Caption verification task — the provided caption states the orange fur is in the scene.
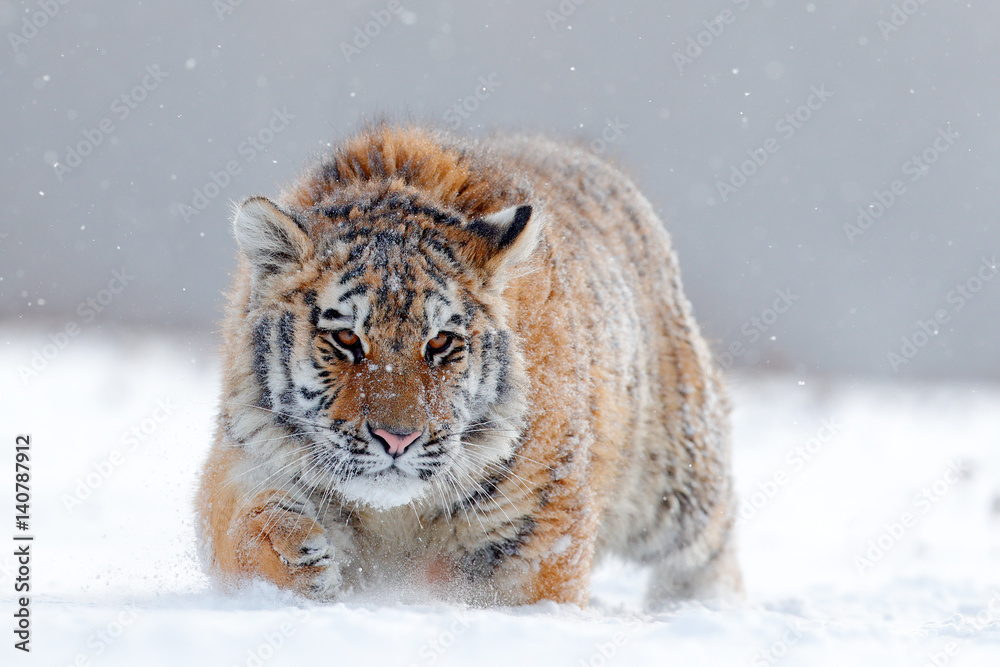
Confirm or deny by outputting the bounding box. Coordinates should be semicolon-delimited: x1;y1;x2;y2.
197;124;740;606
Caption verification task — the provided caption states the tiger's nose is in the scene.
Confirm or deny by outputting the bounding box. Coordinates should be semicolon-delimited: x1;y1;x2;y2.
371;428;422;457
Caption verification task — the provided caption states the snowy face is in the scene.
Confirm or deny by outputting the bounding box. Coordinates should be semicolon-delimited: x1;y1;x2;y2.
261;232;519;509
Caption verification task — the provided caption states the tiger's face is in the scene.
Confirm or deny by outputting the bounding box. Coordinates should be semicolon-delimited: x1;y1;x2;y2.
234;196;538;509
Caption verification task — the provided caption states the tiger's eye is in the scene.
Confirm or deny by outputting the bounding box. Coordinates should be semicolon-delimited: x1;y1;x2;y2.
335;330;360;347
427;332;451;352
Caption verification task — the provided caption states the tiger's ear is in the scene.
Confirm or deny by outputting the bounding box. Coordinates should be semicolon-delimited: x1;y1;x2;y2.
464;205;542;288
233;197;313;281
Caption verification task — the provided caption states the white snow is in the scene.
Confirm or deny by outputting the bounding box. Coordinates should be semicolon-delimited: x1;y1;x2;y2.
2;331;999;665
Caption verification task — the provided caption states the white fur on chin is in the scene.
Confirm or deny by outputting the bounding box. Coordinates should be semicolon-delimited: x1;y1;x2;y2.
335;471;428;509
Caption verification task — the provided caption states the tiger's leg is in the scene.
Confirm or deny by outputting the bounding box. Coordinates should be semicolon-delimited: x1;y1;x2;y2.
197;443;348;599
644;536;743;606
526;534;596;606
459;492;601;607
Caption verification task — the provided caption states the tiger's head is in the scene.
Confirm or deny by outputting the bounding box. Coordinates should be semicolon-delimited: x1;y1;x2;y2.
228;192;542;509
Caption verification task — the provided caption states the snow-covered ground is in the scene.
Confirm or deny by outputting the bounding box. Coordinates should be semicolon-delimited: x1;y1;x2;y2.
2;330;999;666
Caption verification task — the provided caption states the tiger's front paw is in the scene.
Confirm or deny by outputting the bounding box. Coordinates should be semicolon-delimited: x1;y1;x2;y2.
242;496;345;600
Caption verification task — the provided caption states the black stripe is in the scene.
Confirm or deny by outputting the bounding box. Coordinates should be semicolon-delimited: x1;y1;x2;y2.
416;252;453;289
339;264;367;284
320;204;353;220
372;230;406;246
423;236;463;271
300;385;323;400
338;284;368;302
287;210;311;237
347;243;367;263
461;517;536;577
316;338;349;363
480;330;494;357
367;193;464;228
400;288;415;320
494;331;511;400
454;470;503;511
414;204;464;227
252;316;273;410
439;346;466;366
422;288;451;308
276;311;297;410
464;298;481;320
320;159;341;184
439;354;466;367
335;227;375;244
277;311;296;379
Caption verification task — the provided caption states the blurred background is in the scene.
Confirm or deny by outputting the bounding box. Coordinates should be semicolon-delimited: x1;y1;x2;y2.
2;0;999;380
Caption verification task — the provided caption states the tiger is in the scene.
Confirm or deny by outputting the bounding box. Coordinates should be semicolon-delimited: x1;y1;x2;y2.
196;123;741;606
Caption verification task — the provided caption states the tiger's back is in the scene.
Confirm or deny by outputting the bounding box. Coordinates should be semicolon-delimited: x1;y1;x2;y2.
197;124;739;605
